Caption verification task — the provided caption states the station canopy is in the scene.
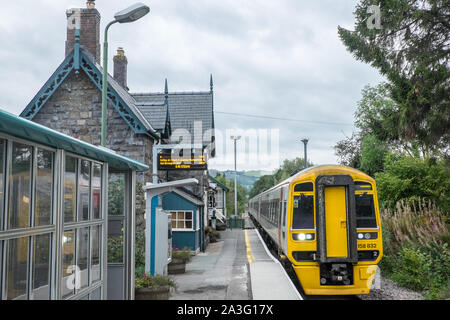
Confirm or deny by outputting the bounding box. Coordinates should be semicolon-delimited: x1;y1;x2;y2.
0;108;149;172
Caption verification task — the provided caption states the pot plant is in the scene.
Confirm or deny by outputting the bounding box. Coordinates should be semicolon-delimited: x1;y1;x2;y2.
135;273;176;300
168;247;191;274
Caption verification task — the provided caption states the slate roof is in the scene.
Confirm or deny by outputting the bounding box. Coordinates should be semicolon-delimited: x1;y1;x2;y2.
132;91;215;147
134;102;169;132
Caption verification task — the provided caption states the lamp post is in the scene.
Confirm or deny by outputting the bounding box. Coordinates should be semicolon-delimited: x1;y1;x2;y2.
301;138;309;169
101;3;150;146
230;136;241;217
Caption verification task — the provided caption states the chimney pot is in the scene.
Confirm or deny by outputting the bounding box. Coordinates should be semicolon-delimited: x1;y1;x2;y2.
86;1;95;9
114;47;128;90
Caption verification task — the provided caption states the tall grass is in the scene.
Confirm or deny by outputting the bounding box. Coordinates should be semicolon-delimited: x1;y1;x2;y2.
380;199;450;299
382;199;449;249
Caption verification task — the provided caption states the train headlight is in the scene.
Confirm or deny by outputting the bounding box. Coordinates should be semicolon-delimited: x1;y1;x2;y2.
357;232;378;240
292;233;315;241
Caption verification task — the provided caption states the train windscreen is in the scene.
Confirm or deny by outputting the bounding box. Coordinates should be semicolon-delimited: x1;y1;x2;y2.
355;194;377;228
292;195;314;229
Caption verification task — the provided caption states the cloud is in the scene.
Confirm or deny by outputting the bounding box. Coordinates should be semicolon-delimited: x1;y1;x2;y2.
0;0;383;171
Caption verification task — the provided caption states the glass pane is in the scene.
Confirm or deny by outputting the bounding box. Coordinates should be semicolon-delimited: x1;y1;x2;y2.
6;237;29;300
177;212;184;220
294;182;314;192
108;220;124;263
9;142;32;229
185;211;192;220
177;220;184;229
89;287;102;300
92;164;102;220
35;149;53;226
185;220;192;229
77;227;89;290
91;225;101;282
355;194;378;228
92;163;102;188
292;195;314;229
108;173;125;216
32;233;51;300
79;160;90;221
62;230;75;298
0;140;4;228
64;156;77;223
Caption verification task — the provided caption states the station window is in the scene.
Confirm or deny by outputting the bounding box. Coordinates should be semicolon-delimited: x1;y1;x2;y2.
61;230;75;298
35;149;53;226
79;160;90;221
64;156;77;223
8;142;32;229
32;233;52;300
355;194;377;228
62;155;105;299
171;211;194;230
292;195;314;229
5;237;29;299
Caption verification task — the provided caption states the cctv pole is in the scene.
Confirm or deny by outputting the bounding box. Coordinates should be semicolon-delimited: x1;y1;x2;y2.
301;139;309;169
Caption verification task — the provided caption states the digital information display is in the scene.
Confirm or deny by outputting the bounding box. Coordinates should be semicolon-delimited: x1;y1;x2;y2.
157;149;207;170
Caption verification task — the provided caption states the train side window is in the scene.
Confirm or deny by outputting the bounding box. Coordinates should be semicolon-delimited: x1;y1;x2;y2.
292;195;314;229
355;194;377;228
294;182;313;192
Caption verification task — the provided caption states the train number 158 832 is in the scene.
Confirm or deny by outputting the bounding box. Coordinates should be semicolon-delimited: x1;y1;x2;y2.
358;243;377;249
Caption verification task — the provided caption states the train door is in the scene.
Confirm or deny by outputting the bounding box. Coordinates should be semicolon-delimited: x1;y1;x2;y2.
316;175;357;264
324;187;348;258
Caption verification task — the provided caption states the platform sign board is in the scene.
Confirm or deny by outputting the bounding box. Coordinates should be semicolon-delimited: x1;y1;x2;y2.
157;148;207;170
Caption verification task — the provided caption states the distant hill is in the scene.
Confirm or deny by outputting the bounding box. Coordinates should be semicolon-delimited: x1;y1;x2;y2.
209;169;273;191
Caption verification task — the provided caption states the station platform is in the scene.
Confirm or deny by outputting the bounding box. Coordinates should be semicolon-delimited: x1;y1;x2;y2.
244;218;302;300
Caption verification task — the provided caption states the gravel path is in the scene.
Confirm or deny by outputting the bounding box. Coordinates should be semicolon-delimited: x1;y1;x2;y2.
358;269;424;300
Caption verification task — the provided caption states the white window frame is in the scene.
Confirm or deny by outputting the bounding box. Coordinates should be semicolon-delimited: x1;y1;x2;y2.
171;210;195;232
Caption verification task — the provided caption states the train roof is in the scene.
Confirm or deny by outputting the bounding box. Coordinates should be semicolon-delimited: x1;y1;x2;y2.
250;165;374;200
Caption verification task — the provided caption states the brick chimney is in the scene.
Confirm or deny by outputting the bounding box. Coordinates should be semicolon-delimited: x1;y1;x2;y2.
114;47;128;90
65;0;101;64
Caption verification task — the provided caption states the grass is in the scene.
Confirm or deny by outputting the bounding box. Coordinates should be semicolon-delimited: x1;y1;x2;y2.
380;199;450;299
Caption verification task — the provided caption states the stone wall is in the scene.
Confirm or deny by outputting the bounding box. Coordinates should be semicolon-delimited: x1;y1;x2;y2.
32;69;154;231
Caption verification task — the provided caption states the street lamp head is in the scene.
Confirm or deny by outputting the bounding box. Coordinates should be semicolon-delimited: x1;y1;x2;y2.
301;138;309;145
114;3;150;24
230;135;241;141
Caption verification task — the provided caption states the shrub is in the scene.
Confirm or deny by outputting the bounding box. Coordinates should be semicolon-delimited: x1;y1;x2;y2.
205;226;221;243
135;273;176;290
172;247;192;262
380;199;450;299
375;155;450;213
135;231;146;269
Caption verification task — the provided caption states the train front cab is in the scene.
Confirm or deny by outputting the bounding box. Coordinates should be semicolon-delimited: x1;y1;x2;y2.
288;167;383;295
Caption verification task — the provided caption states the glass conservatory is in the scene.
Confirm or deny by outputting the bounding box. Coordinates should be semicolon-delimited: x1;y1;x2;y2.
0;109;148;300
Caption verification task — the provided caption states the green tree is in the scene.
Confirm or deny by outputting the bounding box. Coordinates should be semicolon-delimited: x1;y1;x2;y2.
375;154;450;212
359;134;389;175
215;174;248;216
338;0;450;153
249;157;313;198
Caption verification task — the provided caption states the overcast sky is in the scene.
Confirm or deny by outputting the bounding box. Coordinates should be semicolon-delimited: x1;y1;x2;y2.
0;0;383;172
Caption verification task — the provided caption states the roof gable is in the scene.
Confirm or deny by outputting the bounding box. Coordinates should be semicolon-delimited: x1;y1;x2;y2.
20;47;160;139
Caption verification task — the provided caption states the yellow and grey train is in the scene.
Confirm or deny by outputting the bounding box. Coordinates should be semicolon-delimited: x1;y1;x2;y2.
248;165;383;295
